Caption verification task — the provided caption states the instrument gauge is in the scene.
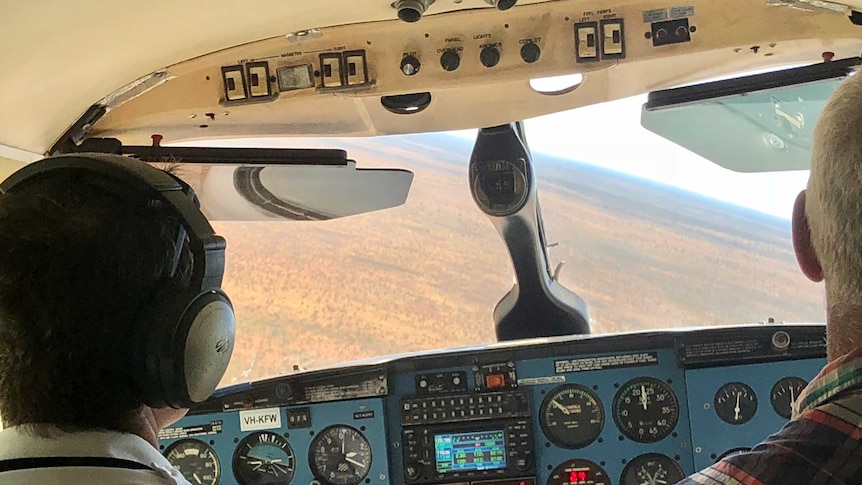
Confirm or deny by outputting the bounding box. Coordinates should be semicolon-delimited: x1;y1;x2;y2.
232;431;295;485
714;382;758;425
613;377;679;443
470;158;529;216
546;459;611;485
540;384;605;449
164;439;220;485
309;425;372;485
620;453;685;485
770;377;807;419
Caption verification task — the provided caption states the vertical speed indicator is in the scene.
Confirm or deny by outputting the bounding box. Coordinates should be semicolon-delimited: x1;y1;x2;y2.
613;377;679;443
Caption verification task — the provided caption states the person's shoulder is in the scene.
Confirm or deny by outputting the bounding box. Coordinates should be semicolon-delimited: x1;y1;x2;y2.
0;468;190;485
678;394;862;484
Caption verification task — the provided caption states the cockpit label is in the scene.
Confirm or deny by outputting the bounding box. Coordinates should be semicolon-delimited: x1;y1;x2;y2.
158;420;223;441
554;352;659;373
239;407;282;432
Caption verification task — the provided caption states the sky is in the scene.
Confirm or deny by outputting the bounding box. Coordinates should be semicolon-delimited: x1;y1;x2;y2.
452;94;810;220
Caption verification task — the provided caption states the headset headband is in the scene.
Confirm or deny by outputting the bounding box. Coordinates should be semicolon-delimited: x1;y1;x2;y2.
0;154;226;290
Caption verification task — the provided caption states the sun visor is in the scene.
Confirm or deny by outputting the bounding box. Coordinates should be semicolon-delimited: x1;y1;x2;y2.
69;140;413;221
640;57;860;173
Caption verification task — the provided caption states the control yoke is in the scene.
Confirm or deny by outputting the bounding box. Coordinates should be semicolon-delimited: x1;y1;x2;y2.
469;123;590;341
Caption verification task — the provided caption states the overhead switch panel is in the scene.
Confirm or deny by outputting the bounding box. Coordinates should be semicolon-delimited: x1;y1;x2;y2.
574;22;599;62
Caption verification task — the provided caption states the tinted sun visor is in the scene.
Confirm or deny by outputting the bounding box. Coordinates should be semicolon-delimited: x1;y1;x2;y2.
71;141;413;221
175;162;413;222
641;57;860;173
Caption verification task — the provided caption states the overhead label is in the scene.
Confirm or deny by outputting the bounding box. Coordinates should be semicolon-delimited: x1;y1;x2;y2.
239;407;282;432
642;8;669;22
670;5;695;18
554;352;659;373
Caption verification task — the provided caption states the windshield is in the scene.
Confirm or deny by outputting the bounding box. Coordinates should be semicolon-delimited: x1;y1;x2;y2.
212;95;826;386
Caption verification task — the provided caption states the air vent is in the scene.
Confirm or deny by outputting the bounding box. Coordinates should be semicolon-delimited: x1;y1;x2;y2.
381;92;432;114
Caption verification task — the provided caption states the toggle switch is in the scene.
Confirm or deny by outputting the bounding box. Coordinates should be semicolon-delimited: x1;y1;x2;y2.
574;22;599;62
600;19;625;59
344;50;369;86
221;65;247;101
319;53;345;88
246;61;273;98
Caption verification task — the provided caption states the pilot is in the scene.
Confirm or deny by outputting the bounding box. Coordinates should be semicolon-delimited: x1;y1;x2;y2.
0;153;235;484
678;72;862;482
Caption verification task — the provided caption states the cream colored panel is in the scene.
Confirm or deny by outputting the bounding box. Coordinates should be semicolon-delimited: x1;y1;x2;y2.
0;0;551;155
92;0;862;143
0;157;28;183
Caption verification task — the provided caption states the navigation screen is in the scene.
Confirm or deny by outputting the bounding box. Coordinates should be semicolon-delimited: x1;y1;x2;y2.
434;430;507;473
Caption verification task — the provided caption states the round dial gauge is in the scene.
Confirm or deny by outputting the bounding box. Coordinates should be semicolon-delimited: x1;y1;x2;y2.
770;377;807;419
164;439;220;485
620;453;685;485
309;425;373;485
470;159;528;216
613;377;680;443
540;384;605;449
714;382;758;425
547;459;611;485
232;431;295;485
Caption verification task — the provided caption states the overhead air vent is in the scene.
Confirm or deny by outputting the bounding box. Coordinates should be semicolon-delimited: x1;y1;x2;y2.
380;92;432;114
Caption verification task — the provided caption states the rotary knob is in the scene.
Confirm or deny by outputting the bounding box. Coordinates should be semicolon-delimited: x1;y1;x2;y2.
480;45;500;68
520;42;540;63
405;463;422;480
440;49;461;71
400;55;421;76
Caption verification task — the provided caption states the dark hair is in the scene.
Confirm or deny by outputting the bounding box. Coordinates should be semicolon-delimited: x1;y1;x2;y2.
0;170;190;431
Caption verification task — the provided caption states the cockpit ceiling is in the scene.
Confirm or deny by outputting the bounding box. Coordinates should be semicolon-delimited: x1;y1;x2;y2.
1;0;861;158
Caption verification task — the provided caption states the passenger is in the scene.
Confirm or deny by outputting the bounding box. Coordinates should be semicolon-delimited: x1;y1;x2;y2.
0;154;235;484
679;72;862;483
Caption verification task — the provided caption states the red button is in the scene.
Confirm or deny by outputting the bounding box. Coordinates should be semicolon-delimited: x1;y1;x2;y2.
486;374;506;388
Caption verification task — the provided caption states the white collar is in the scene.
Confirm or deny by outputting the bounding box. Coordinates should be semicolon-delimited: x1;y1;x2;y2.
0;425;188;484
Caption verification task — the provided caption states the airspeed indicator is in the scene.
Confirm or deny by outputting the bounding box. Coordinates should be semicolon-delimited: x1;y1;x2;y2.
540;384;605;449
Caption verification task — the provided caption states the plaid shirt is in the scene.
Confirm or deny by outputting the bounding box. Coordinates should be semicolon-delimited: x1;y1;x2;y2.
680;348;862;485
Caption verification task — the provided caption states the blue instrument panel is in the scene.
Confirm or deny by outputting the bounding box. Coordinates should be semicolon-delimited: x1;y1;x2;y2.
159;324;826;485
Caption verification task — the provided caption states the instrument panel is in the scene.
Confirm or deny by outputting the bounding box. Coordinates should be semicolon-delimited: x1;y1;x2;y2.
159;324;826;485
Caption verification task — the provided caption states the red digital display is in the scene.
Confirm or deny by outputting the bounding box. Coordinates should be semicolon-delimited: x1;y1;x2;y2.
569;471;588;483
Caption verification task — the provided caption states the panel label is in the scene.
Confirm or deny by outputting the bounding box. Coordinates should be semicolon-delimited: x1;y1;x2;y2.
353;410;375;420
517;376;566;386
670;5;695;18
642;8;669;22
158;420;223;441
239;407;282;431
554;352;659;373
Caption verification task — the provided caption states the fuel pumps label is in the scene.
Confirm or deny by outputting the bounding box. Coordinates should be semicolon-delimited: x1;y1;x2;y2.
239;407;282;431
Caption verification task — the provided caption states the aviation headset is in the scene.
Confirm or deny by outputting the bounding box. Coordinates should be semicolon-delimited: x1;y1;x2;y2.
0;153;236;409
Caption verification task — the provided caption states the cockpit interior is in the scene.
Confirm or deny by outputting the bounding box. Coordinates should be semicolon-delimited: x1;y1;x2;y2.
2;0;859;484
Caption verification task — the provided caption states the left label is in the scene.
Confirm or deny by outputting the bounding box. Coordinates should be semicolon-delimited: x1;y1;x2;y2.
239;407;282;432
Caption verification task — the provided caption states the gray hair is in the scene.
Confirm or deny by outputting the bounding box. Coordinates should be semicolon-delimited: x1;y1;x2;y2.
807;69;862;311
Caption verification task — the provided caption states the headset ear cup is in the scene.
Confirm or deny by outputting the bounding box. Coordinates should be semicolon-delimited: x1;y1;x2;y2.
163;290;235;408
